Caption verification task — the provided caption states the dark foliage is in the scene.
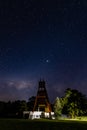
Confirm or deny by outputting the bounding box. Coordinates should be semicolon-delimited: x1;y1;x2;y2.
62;88;87;118
0;100;27;118
0;96;36;118
27;96;36;111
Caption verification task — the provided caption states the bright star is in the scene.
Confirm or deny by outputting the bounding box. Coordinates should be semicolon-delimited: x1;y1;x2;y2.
46;59;49;63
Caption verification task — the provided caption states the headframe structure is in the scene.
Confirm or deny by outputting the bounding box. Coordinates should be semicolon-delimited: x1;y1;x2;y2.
33;80;52;112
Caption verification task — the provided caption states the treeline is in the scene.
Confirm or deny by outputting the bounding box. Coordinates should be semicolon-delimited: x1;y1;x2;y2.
0;88;87;119
0;96;35;118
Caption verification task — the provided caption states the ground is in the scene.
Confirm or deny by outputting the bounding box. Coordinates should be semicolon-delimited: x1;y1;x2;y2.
0;118;87;130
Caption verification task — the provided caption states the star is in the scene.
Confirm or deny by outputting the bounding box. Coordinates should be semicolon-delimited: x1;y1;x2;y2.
46;59;50;63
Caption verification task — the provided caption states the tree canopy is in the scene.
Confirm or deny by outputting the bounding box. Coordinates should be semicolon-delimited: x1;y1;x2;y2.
62;88;87;118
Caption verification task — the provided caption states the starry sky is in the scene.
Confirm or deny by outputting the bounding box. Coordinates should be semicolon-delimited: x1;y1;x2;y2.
0;0;87;102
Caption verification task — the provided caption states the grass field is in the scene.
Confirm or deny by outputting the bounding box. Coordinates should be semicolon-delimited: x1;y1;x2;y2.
0;118;87;130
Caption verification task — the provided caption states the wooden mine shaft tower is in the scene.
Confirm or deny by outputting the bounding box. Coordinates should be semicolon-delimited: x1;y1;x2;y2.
33;80;52;112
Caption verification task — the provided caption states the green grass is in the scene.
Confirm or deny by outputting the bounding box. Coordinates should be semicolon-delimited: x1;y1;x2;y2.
0;118;87;130
77;116;87;121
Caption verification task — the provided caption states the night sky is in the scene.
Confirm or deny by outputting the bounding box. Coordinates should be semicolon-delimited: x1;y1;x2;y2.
0;0;87;102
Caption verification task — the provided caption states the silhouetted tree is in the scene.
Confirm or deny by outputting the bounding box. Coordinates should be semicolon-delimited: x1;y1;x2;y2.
0;101;6;117
27;96;36;111
13;100;27;118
